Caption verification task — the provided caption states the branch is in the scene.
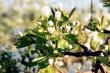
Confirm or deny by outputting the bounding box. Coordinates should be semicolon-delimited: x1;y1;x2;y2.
92;60;106;73
63;51;110;57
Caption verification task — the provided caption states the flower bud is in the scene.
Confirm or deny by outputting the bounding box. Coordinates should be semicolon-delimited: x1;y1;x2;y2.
55;11;61;20
47;27;55;34
48;20;54;26
46;40;53;46
65;26;71;32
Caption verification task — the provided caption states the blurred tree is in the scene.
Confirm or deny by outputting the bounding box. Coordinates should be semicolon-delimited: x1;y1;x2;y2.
101;0;110;7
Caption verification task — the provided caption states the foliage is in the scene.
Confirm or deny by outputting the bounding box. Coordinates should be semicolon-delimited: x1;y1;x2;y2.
15;6;78;70
101;0;110;7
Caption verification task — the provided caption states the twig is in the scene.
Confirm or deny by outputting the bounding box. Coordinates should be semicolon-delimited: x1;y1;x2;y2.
62;51;110;57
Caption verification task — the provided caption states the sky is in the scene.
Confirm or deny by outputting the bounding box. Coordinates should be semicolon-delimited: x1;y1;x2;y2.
2;0;107;12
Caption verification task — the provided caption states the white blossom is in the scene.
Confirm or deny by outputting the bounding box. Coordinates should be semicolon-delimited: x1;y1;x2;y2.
42;6;51;17
65;26;71;32
48;58;54;65
24;57;29;63
46;40;53;46
47;27;55;34
55;11;61;20
48;20;54;26
68;44;72;49
100;39;105;45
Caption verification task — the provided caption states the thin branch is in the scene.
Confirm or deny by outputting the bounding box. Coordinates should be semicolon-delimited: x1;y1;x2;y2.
62;51;110;57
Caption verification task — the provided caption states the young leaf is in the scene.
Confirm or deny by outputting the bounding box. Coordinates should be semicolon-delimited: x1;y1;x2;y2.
69;7;76;18
51;7;55;15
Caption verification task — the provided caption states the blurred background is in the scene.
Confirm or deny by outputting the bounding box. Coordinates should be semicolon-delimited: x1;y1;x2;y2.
0;0;110;73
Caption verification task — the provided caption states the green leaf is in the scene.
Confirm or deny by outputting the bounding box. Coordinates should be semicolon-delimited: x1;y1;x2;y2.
61;11;69;21
50;7;55;15
69;7;76;18
32;57;45;62
37;58;49;69
15;33;47;48
48;15;55;22
64;34;77;43
15;34;36;48
97;56;110;67
30;58;49;69
86;19;99;31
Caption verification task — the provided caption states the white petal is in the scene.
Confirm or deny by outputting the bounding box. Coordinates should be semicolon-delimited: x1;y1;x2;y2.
48;58;54;65
47;27;55;34
55;11;61;20
48;20;54;26
65;26;71;32
68;44;72;49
